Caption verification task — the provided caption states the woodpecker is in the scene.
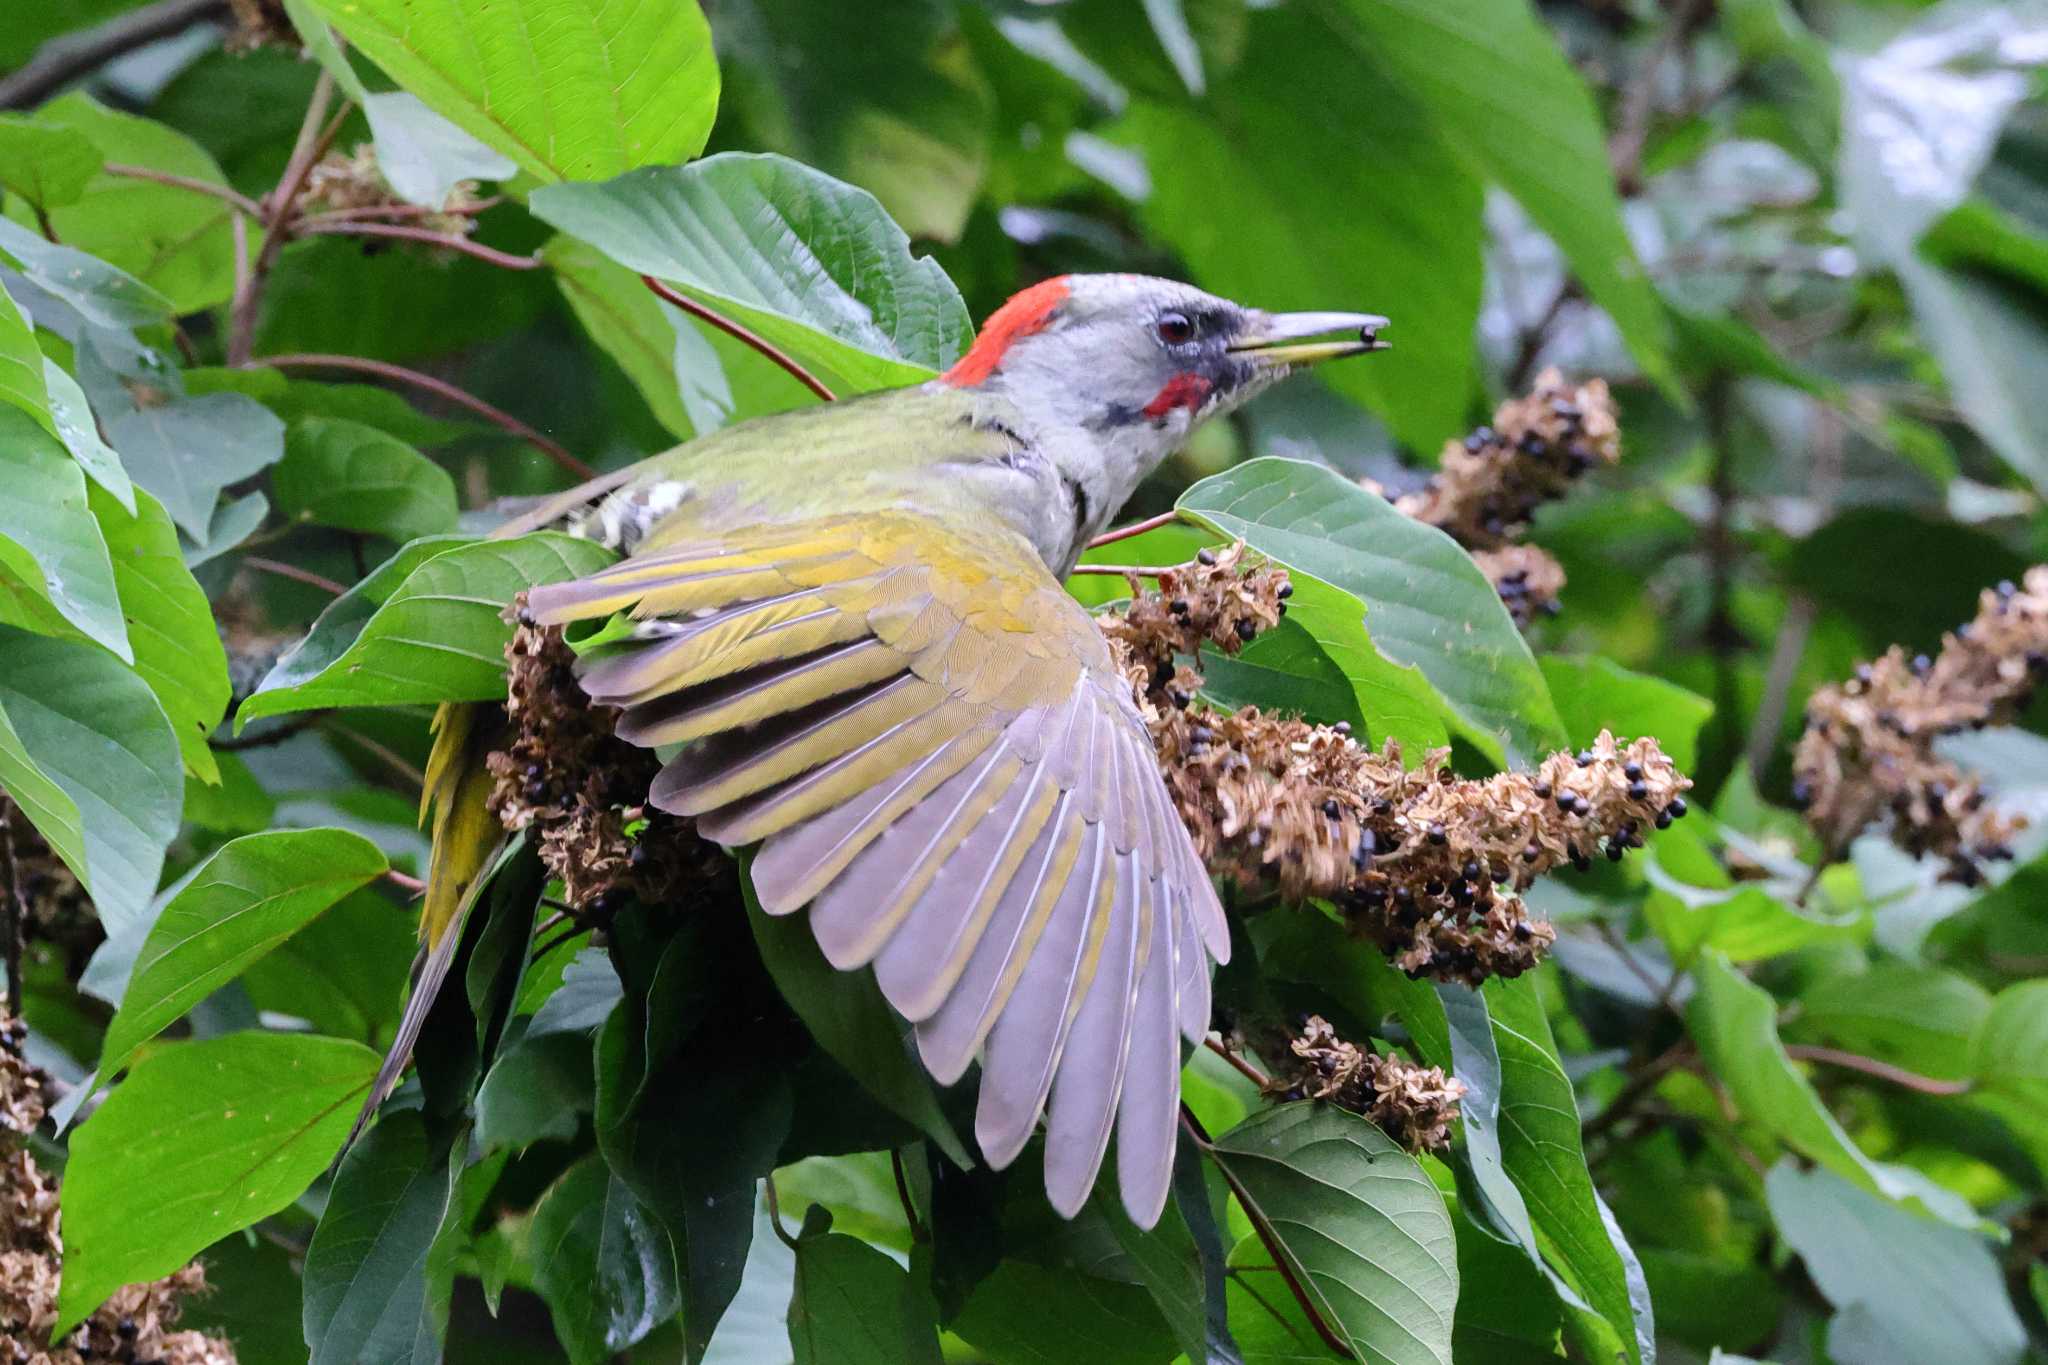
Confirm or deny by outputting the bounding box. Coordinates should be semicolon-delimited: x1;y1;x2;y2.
406;274;1387;1228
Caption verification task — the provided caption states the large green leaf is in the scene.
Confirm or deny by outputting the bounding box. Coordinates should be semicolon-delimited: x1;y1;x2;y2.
274;417;459;542
715;0;993;242
55;1032;381;1337
1179;458;1565;767
91;485;232;781
1485;973;1650;1364
299;0;718;184
743;869;972;1169
104;393;286;544
0;212;172;332
0;114;103;212
238;534;616;723
1107;5;1482;451
530;1153;680;1365
787;1205;945;1365
530;153;974;396
1206;1103;1457;1365
0;700;85;892
1322;0;1672;393
18;93;242;313
97;829;389;1079
0;279;55;439
0;407;127;659
43;357;133;512
1791;964;1990;1082
1766;1163;2025;1365
1971;979;2048;1115
0;624;180;937
1688;951;1969;1222
302;1110;456;1365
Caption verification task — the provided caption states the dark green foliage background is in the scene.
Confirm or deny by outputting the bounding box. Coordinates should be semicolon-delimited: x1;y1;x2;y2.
1;0;2046;1362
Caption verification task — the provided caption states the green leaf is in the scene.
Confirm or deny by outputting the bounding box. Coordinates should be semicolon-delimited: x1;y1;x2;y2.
0;699;86;891
240;889;414;1044
530;153;974;396
44;356;134;512
547;234;702;440
1179;458;1565;767
1765;1163;2025;1365
0;279;56;439
1971;979;2048;1115
92;485;232;780
105;393;286;543
1792;964;1990;1081
245;534;472;697
238;534;616;724
529;1153;680;1364
0;623;180;936
715;0;993;242
1539;655;1713;774
1689;951;1969;1221
0;212;172;331
0;114;103;212
274;417;459;541
54;1032;381;1337
475;1026;593;1149
1106;5;1482;451
1921;197;2048;297
0;406;129;660
97;828;388;1079
302;1110;456;1365
788;1205;944;1365
1088;1182;1209;1365
1322;0;1672;395
298;0;719;184
1486;972;1649;1364
20;93;243;313
360;91;518;209
743;867;973;1170
1206;1103;1457;1365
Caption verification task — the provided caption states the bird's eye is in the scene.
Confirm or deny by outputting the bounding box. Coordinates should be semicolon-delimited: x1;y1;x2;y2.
1155;311;1195;345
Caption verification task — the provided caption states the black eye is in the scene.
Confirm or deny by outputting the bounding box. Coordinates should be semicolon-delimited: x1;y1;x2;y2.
1155;311;1195;345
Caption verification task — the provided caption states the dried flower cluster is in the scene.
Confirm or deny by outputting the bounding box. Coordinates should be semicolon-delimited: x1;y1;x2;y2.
1391;368;1621;625
1793;570;2048;883
225;0;293;51
487;607;726;915
1261;1016;1466;1154
1101;555;1690;984
0;1017;234;1365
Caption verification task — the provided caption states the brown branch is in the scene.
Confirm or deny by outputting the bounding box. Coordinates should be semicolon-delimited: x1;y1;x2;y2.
1088;510;1183;549
249;353;594;479
1784;1044;1973;1096
1067;564;1181;578
243;554;347;596
639;275;836;402
1607;0;1713;194
213;712;324;751
761;1174;803;1250
384;868;425;895
295;219;543;271
324;724;427;790
101;161;264;218
0;0;229;109
231;70;336;366
1204;1035;1273;1090
298;198;504;225
1583;1039;1694;1144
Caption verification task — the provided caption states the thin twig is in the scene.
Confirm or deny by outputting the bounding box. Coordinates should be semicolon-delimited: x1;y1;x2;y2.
0;806;26;1017
101;161;264;218
528;919;587;965
249;353;594;479
639;275;837;402
1204;1035;1272;1090
1596;920;1675;1011
891;1148;928;1243
384;868;425;895
230;70;336;366
1607;0;1713;194
762;1174;803;1250
324;724;427;790
0;0;229;109
1783;1044;1973;1096
296;219;544;271
1087;510;1182;549
1507;284;1575;393
243;555;347;596
1583;1039;1694;1144
1067;563;1181;578
214;712;324;751
298;198;504;225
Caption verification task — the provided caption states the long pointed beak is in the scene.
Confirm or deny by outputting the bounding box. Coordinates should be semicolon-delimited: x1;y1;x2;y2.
1229;310;1391;366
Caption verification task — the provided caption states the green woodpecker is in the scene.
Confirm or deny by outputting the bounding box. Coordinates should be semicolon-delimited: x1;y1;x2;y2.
410;273;1386;1228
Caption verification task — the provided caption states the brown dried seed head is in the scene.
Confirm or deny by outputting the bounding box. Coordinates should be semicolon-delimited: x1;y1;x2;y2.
1098;541;1290;696
1472;544;1567;628
1262;1016;1466;1154
1793;567;2048;883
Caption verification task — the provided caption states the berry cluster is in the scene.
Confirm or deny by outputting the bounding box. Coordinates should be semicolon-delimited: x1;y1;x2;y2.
1097;540;1293;689
1389;368;1622;625
0;1016;235;1365
1793;569;2048;884
487;606;726;915
1260;1015;1466;1154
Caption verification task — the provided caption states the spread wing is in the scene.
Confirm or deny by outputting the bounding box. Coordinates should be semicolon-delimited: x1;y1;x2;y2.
525;510;1227;1226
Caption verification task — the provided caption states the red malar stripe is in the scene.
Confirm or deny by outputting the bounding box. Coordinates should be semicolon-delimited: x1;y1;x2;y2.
942;275;1072;387
1141;372;1212;419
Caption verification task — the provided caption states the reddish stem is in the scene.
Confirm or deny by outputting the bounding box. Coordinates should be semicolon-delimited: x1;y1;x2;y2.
296;219;543;271
1204;1035;1272;1089
1068;564;1179;578
638;275;837;403
1088;510;1183;548
1784;1044;1973;1096
243;555;346;596
249;353;594;480
384;868;425;895
101;161;264;217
